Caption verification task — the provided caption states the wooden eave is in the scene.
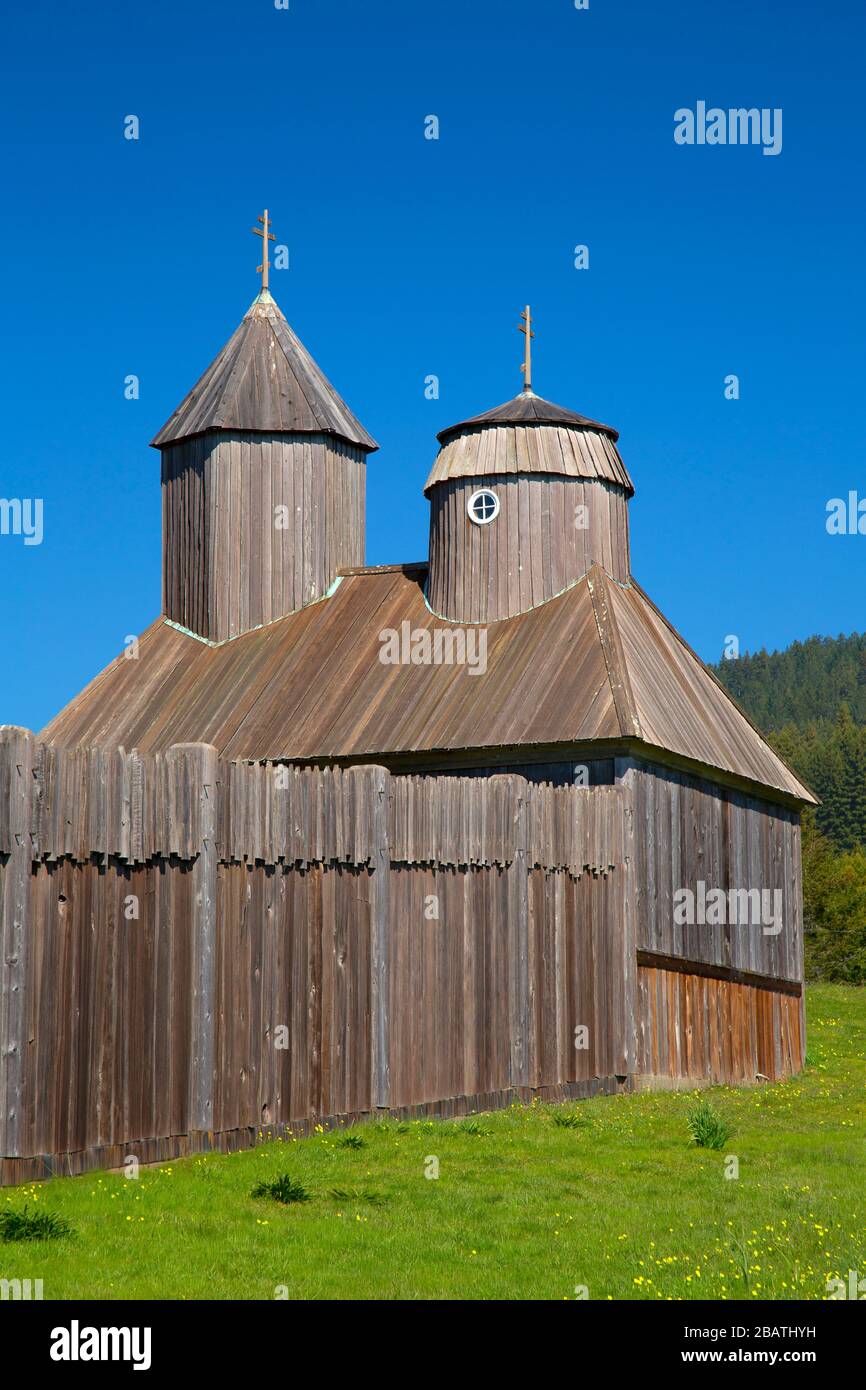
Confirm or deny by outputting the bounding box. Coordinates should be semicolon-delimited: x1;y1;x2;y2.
39;567;817;808
150;292;377;453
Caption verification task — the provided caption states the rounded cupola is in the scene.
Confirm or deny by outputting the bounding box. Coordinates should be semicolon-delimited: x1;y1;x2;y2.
424;388;633;624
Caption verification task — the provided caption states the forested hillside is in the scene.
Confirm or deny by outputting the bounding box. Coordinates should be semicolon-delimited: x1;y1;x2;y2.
713;633;866;732
712;633;866;981
712;635;866;851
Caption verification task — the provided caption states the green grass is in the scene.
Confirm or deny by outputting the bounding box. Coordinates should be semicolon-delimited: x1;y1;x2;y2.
249;1175;311;1206
686;1099;734;1151
1;983;864;1300
0;1204;73;1243
334;1133;366;1151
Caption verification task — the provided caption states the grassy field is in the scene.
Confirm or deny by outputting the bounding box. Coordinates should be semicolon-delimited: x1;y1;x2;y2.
2;983;864;1301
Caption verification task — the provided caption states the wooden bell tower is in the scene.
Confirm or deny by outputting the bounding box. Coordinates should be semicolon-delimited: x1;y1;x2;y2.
151;212;377;642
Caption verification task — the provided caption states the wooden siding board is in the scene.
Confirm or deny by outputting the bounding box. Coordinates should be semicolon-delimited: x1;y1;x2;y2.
162;432;367;642
632;763;803;985
0;727;33;1156
427;472;631;622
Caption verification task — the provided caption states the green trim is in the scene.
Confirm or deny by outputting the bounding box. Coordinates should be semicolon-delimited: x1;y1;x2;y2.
162;575;344;648
422;567;633;625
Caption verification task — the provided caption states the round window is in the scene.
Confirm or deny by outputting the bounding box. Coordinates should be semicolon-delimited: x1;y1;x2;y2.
467;488;500;525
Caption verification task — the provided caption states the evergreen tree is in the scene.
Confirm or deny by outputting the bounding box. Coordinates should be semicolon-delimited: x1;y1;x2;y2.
714;631;866;981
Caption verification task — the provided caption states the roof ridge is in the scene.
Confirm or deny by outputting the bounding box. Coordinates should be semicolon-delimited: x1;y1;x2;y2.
269;313;377;446
627;577;818;804
338;561;428;576
212;315;258;429
265;315;326;428
586;565;642;739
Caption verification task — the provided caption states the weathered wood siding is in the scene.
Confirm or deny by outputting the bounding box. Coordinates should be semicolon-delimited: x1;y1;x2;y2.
426;473;630;622
213;863;375;1133
386;860;634;1110
23;858;195;1159
629;762;804;984
0;736;805;1183
161;430;366;641
638;965;803;1084
0;736;634;1183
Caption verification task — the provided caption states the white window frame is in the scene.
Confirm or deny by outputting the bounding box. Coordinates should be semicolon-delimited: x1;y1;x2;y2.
467;488;500;525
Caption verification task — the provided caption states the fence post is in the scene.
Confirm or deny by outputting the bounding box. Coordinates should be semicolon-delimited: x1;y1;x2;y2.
495;773;530;1092
169;743;219;1136
370;765;391;1112
614;758;638;1077
0;727;35;1160
349;764;391;1113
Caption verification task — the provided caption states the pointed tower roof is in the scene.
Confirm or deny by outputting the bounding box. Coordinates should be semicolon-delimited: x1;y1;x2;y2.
151;290;377;452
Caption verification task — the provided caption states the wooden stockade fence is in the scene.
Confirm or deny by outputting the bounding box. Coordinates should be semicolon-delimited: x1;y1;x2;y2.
3;735;625;874
0;729;803;1184
0;727;632;1183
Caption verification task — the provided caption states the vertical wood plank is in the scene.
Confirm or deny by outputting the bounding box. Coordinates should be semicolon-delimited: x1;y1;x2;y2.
170;744;218;1134
0;727;34;1158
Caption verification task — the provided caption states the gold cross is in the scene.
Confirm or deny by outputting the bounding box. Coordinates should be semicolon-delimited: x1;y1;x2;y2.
252;209;276;292
518;305;535;392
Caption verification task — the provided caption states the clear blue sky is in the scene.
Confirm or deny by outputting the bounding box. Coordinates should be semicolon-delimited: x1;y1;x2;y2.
1;0;864;730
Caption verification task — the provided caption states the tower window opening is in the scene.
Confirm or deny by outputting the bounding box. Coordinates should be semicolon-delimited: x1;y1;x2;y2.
467;488;500;525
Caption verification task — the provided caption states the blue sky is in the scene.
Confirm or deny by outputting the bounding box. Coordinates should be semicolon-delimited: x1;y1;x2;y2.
1;0;864;730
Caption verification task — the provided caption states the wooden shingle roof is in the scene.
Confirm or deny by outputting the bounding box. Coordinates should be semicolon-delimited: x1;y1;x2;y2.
40;565;815;805
151;291;378;452
436;391;619;443
426;391;632;495
425;421;633;495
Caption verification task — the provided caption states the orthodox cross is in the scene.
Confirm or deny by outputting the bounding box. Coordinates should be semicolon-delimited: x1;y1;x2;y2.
518;305;535;393
252;210;276;292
